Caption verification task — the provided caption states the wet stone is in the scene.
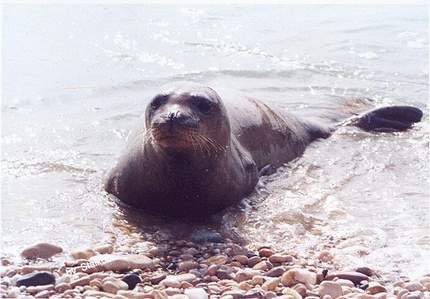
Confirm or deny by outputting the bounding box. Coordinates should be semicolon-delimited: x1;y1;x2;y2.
281;268;317;287
325;272;369;285
247;256;262;267
319;281;343;299
366;282;387;295
94;244;114;254
232;255;248;266
16;271;56;287
318;251;333;263
70;276;91;287
262;278;280;292
258;248;273;258
178;260;199;272
216;269;234;280
207;255;228;265
151;273;167;285
102;277;129;294
266;266;285;277
21;243;63;260
71;249;97;260
252;261;271;271
269;255;293;265
160;277;181;288
90;254;154;272
122;273;142;290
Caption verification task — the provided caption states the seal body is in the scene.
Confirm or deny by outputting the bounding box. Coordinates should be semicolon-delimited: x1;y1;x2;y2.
105;83;422;217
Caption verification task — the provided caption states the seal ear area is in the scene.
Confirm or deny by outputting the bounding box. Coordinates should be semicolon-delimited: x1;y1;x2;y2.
355;105;423;132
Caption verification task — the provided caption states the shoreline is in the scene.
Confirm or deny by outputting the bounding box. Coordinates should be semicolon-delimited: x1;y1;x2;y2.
1;240;429;299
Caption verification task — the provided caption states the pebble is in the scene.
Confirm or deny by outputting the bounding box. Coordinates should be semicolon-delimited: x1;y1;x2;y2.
217;269;234;280
325;272;369;285
262;278;280;291
122;273;142;290
319;281;343;299
102;278;129;294
161;277;181;288
248;256;262;267
35;290;54;298
366;282;387;295
26;284;54;294
239;281;253;291
21;243;63;259
90;254;154;272
184;288;209;299
94;244;114;254
206;264;219;276
336;279;355;288
178;260;199;272
71;249;96;260
404;291;425;299
55;282;72;293
266;266;286;277
16;271;56;287
253;261;271;271
404;282;424;292
165;287;182;296
292;283;307;297
269;255;293;264
251;275;265;285
151;289;169;299
318;251;334;263
232;255;248;265
207;255;228;265
19;264;57;275
6;286;21;298
175;273;197;283
70;276;91;287
151;273;167;284
281;268;317;287
227;244;247;256
234;269;259;282
259;248;273;258
282;287;303;299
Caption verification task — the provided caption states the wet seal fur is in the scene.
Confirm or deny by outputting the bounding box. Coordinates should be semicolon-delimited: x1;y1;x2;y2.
106;82;423;218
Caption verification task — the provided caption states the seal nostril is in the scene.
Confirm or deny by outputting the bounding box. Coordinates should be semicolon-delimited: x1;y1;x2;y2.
168;112;175;121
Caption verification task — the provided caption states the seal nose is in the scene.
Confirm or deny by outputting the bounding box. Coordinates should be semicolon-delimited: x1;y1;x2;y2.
165;111;198;128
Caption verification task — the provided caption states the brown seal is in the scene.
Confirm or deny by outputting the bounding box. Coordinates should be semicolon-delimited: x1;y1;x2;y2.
105;82;422;217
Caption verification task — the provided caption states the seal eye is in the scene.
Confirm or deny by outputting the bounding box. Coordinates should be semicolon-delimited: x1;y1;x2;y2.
193;96;212;114
151;95;168;110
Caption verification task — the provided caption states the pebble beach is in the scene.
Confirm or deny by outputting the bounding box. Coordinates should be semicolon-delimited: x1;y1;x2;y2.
1;240;429;299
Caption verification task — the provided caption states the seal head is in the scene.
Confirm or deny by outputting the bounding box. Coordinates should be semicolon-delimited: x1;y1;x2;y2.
146;84;230;156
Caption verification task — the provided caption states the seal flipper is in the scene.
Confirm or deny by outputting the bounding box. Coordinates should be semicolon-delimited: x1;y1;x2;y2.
259;164;276;176
354;106;423;132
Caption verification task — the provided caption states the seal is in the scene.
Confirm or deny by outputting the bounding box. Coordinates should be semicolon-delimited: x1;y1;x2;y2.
105;82;423;217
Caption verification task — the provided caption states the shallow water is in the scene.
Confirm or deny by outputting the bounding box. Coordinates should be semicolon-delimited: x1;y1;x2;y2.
2;5;429;279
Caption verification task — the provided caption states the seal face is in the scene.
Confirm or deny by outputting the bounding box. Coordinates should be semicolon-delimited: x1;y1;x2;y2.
145;85;230;155
105;82;423;218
